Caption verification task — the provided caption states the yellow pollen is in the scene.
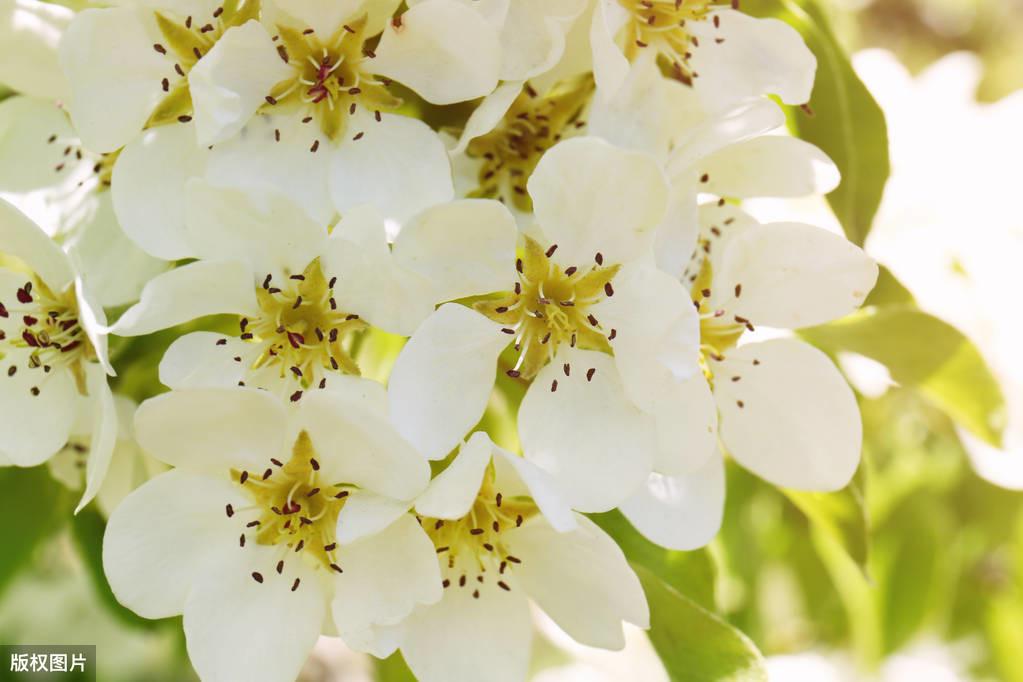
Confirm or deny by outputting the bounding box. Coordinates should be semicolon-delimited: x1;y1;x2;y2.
475;237;619;381
618;0;721;83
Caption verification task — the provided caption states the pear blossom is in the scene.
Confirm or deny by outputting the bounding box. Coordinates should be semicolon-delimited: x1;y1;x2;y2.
389;136;707;512
0;0;71;100
0;198;116;510
333;432;648;682
103;384;431;682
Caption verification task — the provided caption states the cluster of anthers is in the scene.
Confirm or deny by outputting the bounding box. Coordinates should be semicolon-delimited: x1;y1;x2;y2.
228;260;366;401
228;432;350;591
475;238;618;387
0;277;92;395
466;77;593;211
418;470;537;601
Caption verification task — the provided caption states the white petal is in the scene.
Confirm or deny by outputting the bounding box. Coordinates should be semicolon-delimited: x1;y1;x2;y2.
183;542;325;682
388;304;506;460
185;179;327;277
109;259;258;336
620;454;725;551
134;387;289;474
74;274;113;375
700;136;840;198
271;0;402;36
414;432;491;519
103;469;243;618
497;0;586;81
298;389;431;501
715;222;878;329
688;9;816;110
0;0;72;99
0;96;78;198
519;349;655;512
401;577;532;682
188;20;293;146
329;113;453;224
59;7;167;152
666;97;786;177
528;136;668;266
451;81;521;155
589;0;630;98
159;331;251;390
492;446;577;532
335;490;413;545
393;198;518;303
112;123;208;261
373;0;501;105
508;514;648;647
0;349;76;466
0;197;73;290
332;514;443;654
648;375;718;476
714;338;861;491
76;364;118;512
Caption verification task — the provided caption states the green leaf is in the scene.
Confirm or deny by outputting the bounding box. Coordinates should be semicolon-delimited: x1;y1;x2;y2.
801;305;1006;446
375;652;416;682
590;511;716;611
70;507;160;630
638;565;767;682
744;0;890;246
783;464;870;573
0;467;73;595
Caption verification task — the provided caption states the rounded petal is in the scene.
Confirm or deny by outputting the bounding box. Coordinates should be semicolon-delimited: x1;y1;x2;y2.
298;389;431;501
715;222;878;329
688;9;816;109
109;259;259;336
451;81;521;155
393;199;518;303
589;0;630;98
0;197;73;290
373;0;501;105
519;349;655;512
620;455;725;551
387;304;506;460
401;578;532;682
159;331;251;390
335;490;413;545
103;469;244;619
699;136;840;198
497;0;585;81
185;179;328;277
332;514;443;654
0;96;79;196
329;113;453;224
528;136;668;266
134;387;289;474
183;542;325;682
492;446;576;533
414;432;491;519
59;7;168;152
188;20;293;146
0;349;76;466
714;338;861;491
76;364;118;512
508;515;648;647
0;0;72;99
648;375;718;476
112;123;208;261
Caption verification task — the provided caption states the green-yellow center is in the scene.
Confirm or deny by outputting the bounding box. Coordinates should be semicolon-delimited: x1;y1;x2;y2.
475;237;619;382
618;0;722;83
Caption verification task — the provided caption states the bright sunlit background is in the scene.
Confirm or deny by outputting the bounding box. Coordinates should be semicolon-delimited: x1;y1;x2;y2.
3;0;1023;680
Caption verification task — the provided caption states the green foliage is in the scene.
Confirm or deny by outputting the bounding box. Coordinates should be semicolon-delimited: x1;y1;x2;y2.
637;565;767;682
783;464;870;574
0;467;73;596
375;652;417;682
743;0;890;246
801;305;1006;446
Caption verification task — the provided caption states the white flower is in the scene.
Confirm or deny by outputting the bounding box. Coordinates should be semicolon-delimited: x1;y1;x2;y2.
103;384;431;682
588;1;815;111
0;0;71;100
619;202;878;550
0;198;116;510
332;432;648;682
389;136;705;512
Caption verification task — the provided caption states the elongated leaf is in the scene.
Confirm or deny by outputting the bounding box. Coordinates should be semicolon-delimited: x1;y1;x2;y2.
375;652;416;682
638;565;767;682
0;467;73;595
801;305;1006;446
590;511;716;611
744;0;890;246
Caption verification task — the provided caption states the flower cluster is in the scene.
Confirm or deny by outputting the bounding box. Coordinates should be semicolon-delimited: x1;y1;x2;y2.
0;0;878;680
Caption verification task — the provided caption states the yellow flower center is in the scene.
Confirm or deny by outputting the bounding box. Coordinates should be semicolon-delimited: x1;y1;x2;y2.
465;77;593;212
46;131;120;194
237;259;366;401
475;237;619;382
419;469;539;600
688;249;749;385
264;17;401;142
618;0;721;83
1;276;94;395
231;431;350;586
